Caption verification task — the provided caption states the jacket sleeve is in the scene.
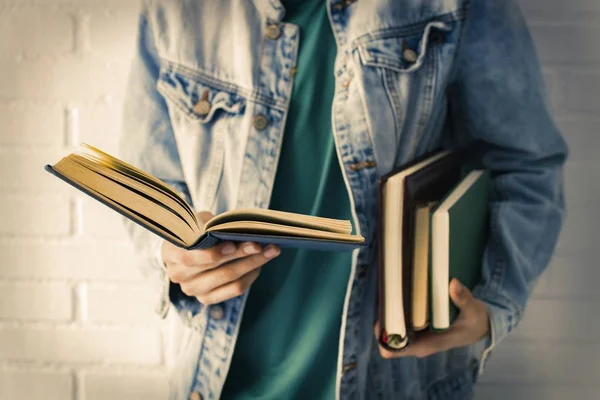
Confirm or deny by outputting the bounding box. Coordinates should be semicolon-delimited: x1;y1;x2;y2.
118;1;197;319
448;0;568;373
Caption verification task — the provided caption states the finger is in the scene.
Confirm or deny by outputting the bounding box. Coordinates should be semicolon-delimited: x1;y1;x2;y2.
161;239;183;265
449;278;475;312
175;241;262;269
180;245;280;296
197;267;262;305
196;211;215;228
168;242;264;283
384;328;465;359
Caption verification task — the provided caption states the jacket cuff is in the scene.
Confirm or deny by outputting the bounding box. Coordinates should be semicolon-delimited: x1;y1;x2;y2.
154;237;204;320
472;288;523;376
151;236;171;319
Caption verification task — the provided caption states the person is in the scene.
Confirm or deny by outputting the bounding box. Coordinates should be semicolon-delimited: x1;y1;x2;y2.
119;0;567;399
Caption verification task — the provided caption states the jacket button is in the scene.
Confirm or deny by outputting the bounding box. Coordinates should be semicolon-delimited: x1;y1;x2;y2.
403;48;418;63
193;99;211;116
266;24;282;40
193;89;211;116
189;391;202;400
209;305;224;320
253;114;269;131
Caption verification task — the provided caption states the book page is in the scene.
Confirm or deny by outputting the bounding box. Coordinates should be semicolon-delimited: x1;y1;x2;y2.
81;143;198;226
53;157;200;246
207;221;364;242
205;208;352;234
70;154;198;231
411;202;435;331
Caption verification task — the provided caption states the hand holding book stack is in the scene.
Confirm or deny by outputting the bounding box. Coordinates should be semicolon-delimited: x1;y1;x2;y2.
378;149;491;351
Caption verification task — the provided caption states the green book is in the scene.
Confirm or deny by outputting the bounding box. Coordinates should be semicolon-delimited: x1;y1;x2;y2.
429;170;490;331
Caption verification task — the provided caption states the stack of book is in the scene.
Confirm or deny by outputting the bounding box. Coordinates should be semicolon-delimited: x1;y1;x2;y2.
377;150;491;350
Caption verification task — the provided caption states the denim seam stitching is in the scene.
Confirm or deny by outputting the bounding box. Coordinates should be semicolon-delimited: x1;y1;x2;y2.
350;7;467;48
411;42;437;157
159;58;287;110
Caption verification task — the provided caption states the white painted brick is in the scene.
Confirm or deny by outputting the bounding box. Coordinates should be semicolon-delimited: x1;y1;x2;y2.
519;0;600;12
0;58;127;102
81;198;133;241
519;0;600;23
0;7;73;55
84;372;168;400
541;68;563;112
0;150;68;190
0;370;72;400
475;385;600;400
529;25;600;64
87;284;159;324
89;8;138;59
563;161;600;206
555;203;599;254
17;0;133;7
0;327;161;364
79;0;141;13
0;196;71;236
515;299;600;340
0;102;63;146
480;337;600;384
0;282;72;321
79;100;124;154
535;254;599;298
566;71;600;111
559;119;600;162
0;241;145;281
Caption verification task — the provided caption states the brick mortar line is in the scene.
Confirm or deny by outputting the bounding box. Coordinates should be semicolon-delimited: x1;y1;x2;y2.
0;321;163;329
0;361;166;372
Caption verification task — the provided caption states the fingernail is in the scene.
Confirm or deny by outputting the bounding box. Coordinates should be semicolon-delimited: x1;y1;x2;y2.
263;245;280;259
221;242;236;255
243;242;260;255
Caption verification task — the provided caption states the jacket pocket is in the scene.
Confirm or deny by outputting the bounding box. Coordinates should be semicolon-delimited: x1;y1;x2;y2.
356;21;451;73
352;20;454;175
156;62;247;211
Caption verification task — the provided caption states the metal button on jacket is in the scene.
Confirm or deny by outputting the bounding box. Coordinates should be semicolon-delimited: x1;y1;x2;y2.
193;90;211;116
253;114;269;130
266;24;282;40
403;48;418;63
189;391;202;400
210;305;225;320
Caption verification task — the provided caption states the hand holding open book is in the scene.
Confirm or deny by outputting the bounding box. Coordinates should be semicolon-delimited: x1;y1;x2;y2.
45;144;366;251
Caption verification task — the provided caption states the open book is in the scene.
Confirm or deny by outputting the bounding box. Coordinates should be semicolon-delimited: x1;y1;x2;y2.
45;144;366;251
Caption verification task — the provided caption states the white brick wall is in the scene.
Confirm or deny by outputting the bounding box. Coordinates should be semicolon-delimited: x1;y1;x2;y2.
0;0;596;399
0;1;167;399
0;370;73;400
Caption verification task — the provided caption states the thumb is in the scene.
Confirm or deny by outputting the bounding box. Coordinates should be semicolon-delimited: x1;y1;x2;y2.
449;278;474;310
196;211;215;231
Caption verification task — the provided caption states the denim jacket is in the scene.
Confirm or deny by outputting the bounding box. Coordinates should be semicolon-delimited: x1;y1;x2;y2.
119;0;567;399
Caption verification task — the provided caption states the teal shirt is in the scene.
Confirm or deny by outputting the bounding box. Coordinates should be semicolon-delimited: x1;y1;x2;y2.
221;1;353;398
